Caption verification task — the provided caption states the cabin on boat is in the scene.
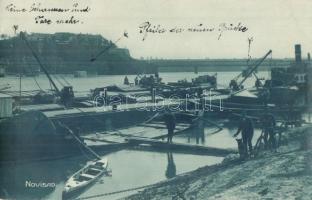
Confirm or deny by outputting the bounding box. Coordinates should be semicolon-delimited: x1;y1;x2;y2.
270;44;312;106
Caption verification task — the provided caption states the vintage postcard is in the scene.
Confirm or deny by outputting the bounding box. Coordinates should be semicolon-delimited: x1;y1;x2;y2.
0;0;311;199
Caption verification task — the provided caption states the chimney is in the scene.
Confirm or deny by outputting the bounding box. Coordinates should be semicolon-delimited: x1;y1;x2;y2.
295;44;302;63
308;53;311;61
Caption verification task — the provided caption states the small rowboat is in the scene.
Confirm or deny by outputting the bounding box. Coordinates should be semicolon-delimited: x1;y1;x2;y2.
63;158;108;197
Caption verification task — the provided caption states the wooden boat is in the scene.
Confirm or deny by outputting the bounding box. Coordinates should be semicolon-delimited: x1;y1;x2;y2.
62;158;108;197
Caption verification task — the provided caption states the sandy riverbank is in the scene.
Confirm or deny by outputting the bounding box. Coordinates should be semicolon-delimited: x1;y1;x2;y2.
124;125;312;200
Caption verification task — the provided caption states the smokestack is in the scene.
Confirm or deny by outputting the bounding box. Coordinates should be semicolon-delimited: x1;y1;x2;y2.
295;44;302;63
308;53;311;61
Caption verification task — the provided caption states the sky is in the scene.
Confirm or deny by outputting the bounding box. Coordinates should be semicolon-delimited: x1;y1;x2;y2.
0;0;311;59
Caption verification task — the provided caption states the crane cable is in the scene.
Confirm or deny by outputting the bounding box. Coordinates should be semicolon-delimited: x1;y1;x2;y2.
74;182;160;200
51;73;65;87
22;56;44;91
58;74;71;86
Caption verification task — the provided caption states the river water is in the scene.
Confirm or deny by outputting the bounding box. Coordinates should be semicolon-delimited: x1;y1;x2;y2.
0;71;268;200
0;123;263;200
1;71;270;92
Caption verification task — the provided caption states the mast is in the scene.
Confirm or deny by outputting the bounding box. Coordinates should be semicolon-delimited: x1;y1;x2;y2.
247;37;253;67
12;25;21;101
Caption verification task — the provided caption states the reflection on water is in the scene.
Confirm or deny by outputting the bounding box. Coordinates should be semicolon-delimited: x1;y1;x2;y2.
0;71;269;199
165;152;176;179
77;150;222;200
178;119;262;149
0;114;269;200
187;119;206;145
0;155;89;200
0;118;265;200
0;149;222;200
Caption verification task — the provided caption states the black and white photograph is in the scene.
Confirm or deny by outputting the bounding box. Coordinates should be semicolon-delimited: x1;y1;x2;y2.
0;0;312;199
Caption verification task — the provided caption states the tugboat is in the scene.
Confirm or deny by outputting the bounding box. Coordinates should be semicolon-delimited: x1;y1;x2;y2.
262;44;311;107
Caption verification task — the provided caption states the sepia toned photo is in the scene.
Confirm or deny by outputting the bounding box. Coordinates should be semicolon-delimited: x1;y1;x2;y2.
0;0;311;199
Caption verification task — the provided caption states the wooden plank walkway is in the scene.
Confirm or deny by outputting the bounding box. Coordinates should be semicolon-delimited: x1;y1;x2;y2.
82;122;191;145
125;137;237;157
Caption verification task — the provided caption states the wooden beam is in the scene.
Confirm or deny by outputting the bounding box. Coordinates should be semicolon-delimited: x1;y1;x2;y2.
126;137;237;157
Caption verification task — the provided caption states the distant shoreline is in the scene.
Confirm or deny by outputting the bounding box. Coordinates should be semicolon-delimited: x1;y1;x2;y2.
0;32;298;75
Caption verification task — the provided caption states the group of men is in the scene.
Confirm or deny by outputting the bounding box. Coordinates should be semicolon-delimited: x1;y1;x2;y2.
124;73;162;86
164;109;277;159
234;110;277;158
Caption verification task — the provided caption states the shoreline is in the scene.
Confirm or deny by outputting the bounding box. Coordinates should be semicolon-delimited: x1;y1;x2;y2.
124;125;312;200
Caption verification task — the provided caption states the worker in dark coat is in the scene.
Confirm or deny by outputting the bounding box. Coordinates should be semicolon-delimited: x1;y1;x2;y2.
260;112;276;150
124;76;129;85
164;111;176;143
60;86;74;107
229;80;240;91
255;79;262;88
134;76;139;85
234;112;254;157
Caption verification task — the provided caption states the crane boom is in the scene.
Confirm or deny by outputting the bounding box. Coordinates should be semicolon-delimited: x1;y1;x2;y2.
20;32;60;95
238;50;272;87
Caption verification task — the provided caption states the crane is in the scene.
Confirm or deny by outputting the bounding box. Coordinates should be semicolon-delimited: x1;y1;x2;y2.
20;31;61;95
229;50;272;90
237;50;272;88
20;31;74;106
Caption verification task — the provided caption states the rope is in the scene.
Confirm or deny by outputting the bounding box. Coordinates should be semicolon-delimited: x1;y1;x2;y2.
51;73;65;87
39;57;64;88
76;138;94;160
49;80;54;92
70;136;94;160
74;167;192;200
25;59;43;91
143;112;160;124
57;121;101;160
33;75;43;91
74;182;158;200
59;74;71;86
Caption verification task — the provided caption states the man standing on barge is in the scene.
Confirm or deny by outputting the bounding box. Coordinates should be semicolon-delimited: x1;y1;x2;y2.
164;111;176;144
